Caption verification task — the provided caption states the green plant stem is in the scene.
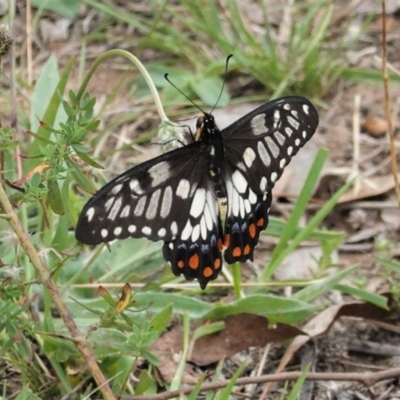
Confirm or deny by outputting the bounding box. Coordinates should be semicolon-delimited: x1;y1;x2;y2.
0;183;116;400
76;49;168;123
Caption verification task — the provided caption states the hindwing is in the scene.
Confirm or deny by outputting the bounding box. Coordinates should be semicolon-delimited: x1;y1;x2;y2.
220;97;318;262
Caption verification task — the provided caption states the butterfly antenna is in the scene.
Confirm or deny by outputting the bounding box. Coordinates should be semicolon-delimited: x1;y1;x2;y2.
210;54;233;114
164;74;205;114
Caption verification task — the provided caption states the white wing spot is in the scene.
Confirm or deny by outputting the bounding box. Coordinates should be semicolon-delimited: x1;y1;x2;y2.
274;131;286;145
105;197;114;212
191;225;200;242
111;184;123;195
303;104;310;115
101;229;108;238
108;197;122;221
243;147;256;168
265;137;279;158
250;113;268;135
257;141;271;167
288;115;300;129
128;225;136;233
285;126;293;137
280;158;286;168
134;196;147;216
291;110;299;118
181;220;192;241
237;161;246;171
158;228;166;237
129;179;143;194
176;179;190;199
120;205;130;218
146;188;161;220
244;199;251;213
287;146;293;156
295;138;301;146
273;110;280;127
148;161;170;187
232;170;248;194
249;188;257;204
142;226;152;235
171;221;178;236
114;227;122;236
302;130;307;139
204;204;213;230
160;186;173;218
260;177;267;192
200;217;207;240
232;188;240;217
271;172;278;182
86;207;95;222
190;188;206;218
283;103;290;110
239;196;245;218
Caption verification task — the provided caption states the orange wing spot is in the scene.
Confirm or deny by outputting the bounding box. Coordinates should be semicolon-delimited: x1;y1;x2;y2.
244;244;251;255
214;258;221;269
257;217;264;227
218;238;223;251
177;260;184;269
203;267;213;278
249;223;256;238
189;254;199;269
223;234;231;248
232;247;241;257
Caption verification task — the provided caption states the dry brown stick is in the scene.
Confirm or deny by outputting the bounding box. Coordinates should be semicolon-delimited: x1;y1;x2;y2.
121;368;400;400
381;0;400;207
0;183;116;400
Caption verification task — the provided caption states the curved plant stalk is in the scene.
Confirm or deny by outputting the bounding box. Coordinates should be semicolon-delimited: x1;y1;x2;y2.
76;49;186;151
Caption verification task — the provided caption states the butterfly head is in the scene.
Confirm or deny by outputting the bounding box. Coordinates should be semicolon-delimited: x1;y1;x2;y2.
195;112;217;141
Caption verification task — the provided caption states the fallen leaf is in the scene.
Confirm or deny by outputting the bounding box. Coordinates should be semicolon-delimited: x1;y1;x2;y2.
151;313;304;383
339;173;400;203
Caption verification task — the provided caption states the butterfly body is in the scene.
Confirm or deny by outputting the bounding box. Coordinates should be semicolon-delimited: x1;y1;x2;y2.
76;97;319;289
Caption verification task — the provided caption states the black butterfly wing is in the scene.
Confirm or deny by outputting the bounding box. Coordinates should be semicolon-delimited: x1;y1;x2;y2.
76;142;204;243
220;96;319;262
75;142;224;288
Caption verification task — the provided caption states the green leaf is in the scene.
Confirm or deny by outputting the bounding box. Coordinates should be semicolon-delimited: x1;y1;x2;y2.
30;55;60;132
204;295;318;325
190;76;230;107
73;146;104;169
214;361;246;400
295;265;358;303
150;304;173;335
335;284;388;309
52;177;71;251
47;179;65;215
287;364;311;400
134;292;213;319
26;57;74;172
31;0;80;18
135;369;157;395
373;256;400;274
14;387;42;400
67;158;97;194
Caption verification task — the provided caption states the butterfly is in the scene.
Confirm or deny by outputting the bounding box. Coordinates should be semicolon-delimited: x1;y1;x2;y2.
75;96;319;289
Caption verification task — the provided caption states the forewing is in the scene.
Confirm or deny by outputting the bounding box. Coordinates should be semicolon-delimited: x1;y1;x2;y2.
76;142;208;245
221;96;319;262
